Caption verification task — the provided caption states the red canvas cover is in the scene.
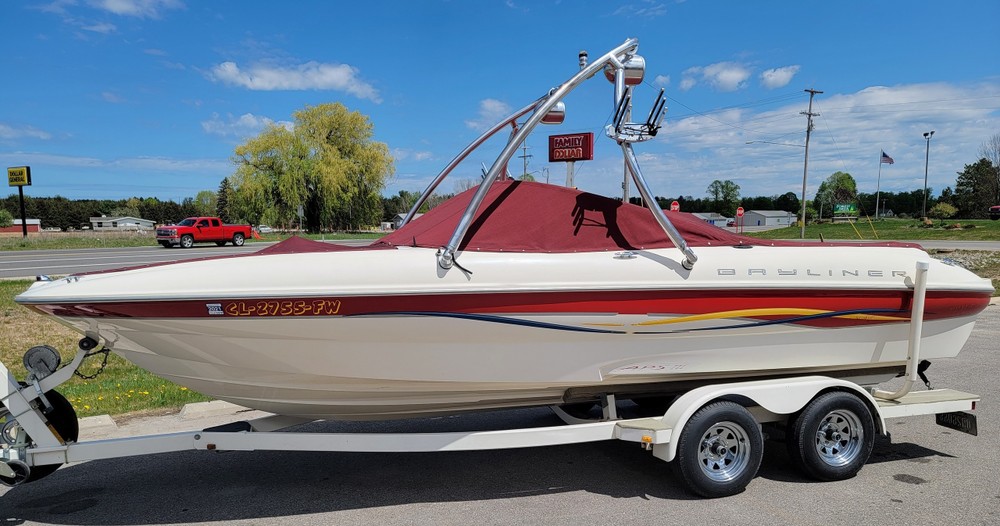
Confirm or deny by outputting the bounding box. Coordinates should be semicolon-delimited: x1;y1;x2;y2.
376;180;919;252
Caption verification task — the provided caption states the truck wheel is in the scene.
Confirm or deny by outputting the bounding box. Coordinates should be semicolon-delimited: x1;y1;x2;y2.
0;388;78;484
232;233;245;246
673;401;762;498
180;234;194;248
786;391;874;481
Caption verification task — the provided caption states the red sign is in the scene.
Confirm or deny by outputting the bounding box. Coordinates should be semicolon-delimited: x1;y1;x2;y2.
670;201;680;211
736;207;744;217
548;132;594;162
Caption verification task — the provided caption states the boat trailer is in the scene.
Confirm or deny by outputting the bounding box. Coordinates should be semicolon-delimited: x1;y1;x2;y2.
0;269;982;498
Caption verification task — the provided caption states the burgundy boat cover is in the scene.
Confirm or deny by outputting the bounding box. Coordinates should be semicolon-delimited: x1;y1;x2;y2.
373;180;918;252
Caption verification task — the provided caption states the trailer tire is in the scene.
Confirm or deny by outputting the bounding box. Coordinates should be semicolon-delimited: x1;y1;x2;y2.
232;232;245;246
180;234;194;248
673;401;762;498
0;389;78;484
215;241;226;247
786;391;874;481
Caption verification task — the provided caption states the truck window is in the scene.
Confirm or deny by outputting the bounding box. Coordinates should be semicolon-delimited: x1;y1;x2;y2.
212;219;220;227
198;219;209;227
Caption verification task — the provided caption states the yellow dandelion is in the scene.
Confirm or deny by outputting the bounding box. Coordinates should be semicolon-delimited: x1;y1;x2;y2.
84;405;90;410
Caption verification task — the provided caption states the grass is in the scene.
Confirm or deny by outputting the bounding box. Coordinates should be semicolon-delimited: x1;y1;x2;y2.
1;280;210;417
745;218;1000;241
0;230;383;251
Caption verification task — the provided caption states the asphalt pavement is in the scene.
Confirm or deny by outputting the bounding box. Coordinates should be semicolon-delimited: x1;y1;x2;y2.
2;304;998;525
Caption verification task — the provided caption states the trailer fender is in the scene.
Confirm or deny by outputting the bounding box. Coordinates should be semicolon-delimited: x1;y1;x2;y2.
652;376;883;463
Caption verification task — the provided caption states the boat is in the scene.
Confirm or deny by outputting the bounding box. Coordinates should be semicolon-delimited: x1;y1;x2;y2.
13;39;994;421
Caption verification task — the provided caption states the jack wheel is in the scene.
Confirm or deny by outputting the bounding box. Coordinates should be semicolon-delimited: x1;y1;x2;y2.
0;389;78;484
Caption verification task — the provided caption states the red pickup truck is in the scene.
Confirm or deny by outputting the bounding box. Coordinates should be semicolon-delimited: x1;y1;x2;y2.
156;217;253;248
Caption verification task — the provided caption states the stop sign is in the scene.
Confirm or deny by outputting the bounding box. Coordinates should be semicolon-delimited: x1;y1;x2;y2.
670;200;680;211
736;207;744;217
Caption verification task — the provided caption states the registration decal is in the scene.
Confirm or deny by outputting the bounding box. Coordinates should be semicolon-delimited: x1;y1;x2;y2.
222;299;342;317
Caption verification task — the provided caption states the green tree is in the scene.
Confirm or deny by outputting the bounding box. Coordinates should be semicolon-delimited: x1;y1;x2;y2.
217;178;232;222
0;208;12;228
953;158;997;218
229;103;394;232
928;202;958;219
815;171;858;218
194;190;218;217
706;179;740;216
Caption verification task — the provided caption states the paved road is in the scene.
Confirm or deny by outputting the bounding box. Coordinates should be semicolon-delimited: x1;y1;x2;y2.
0;240;374;279
2;307;998;525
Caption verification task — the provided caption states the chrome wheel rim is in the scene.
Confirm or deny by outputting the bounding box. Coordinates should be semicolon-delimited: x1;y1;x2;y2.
814;409;864;466
697;421;751;482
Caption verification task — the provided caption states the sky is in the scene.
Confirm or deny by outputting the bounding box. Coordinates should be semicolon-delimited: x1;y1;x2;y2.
2;0;999;206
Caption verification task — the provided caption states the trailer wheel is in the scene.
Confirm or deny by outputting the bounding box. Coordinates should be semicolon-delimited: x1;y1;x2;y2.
215;241;226;247
158;241;171;248
0;389;78;484
786;391;874;481
673;401;762;498
180;234;195;248
232;232;245;246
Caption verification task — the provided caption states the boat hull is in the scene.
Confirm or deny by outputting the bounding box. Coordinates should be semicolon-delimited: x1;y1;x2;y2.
18;245;993;419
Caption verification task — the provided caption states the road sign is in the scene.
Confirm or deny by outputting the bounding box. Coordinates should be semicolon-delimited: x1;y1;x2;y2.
736;207;744;217
7;166;31;187
670;201;680;211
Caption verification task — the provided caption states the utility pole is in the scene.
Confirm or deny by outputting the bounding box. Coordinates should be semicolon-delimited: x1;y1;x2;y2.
517;142;532;179
800;88;822;239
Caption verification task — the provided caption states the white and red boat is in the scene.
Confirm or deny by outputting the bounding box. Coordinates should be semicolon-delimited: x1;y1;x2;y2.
13;39;994;420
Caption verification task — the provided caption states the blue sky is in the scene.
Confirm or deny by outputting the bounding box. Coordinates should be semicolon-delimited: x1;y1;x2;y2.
2;0;999;205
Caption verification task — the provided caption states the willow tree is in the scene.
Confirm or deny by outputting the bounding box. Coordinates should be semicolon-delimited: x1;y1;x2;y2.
228;103;394;231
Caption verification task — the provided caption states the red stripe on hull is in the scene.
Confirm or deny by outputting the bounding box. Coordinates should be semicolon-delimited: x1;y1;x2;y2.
25;289;991;327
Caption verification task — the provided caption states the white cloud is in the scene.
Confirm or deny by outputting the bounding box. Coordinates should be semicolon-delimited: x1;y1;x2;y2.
650;80;1000;199
464;99;512;131
209;61;381;103
82;21;116;33
201;112;293;138
88;0;184;19
0;123;52;140
613;2;668;17
654;74;670;87
760;65;801;89
101;91;125;103
391;148;433;162
680;62;751;92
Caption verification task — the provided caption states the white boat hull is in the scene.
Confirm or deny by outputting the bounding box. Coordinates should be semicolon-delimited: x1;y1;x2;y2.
21;246;991;419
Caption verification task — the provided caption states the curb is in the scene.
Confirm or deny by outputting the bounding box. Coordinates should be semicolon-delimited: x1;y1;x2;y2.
77;400;251;436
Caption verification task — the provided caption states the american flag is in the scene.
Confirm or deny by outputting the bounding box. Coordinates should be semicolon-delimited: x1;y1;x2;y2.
881;150;894;164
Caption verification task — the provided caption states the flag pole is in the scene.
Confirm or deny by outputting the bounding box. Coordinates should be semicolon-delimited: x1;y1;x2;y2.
875;150;883;219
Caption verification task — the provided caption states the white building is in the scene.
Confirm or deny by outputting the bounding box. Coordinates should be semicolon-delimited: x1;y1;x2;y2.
743;210;795;227
89;216;155;231
691;212;729;227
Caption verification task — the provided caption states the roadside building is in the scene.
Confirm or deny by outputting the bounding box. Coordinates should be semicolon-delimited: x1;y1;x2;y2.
88;216;155;231
744;210;795;227
0;218;42;237
691;212;729;227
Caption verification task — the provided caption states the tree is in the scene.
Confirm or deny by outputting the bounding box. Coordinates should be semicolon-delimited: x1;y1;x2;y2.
978;134;1000;205
706;179;740;216
773;192;800;213
928;202;958;219
815;171;858;218
217;178;231;222
194;190;217;217
228;103;394;232
953;158;997;218
0;208;12;228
